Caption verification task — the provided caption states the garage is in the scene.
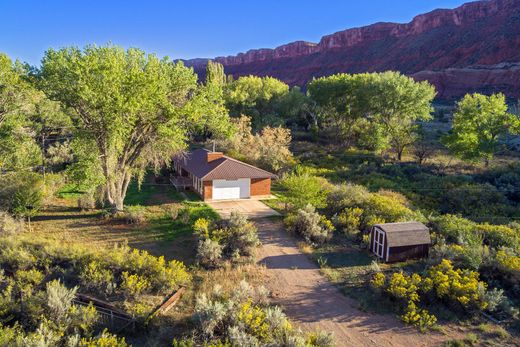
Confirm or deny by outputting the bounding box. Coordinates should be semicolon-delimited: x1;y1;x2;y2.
212;178;250;200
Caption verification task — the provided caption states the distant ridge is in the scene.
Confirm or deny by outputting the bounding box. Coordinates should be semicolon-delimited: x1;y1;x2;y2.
184;0;520;99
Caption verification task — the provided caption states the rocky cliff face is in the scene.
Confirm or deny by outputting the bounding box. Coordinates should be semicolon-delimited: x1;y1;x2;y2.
185;0;520;99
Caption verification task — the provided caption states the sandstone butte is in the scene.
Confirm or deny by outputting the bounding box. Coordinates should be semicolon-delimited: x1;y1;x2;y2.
184;0;520;100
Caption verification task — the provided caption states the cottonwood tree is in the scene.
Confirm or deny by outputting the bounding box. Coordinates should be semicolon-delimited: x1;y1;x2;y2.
308;72;436;159
371;72;436;160
40;45;230;211
0;53;41;171
224;75;289;129
442;93;520;166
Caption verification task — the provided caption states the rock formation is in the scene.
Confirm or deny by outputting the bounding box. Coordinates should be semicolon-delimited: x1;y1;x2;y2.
185;0;520;99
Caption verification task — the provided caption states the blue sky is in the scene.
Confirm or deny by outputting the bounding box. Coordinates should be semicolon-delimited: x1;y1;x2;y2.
1;0;468;65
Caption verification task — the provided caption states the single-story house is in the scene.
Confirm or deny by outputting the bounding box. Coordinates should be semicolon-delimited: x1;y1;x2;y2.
369;221;431;262
171;148;276;201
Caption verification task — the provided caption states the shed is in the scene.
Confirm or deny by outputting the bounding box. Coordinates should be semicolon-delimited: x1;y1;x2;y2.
369;221;431;263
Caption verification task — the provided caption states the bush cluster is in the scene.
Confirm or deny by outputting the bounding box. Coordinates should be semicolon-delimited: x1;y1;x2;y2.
285;204;334;245
0;235;190;306
195;212;260;268
371;259;508;330
0;211;24;236
186;280;335;346
327;183;423;237
0;276;127;346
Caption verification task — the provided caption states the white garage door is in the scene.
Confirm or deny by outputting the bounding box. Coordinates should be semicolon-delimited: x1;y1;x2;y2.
212;178;250;200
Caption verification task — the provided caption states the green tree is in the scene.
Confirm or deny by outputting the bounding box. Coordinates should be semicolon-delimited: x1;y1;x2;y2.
308;72;436;159
442;93;520;166
371;72;436;160
40;45;230;211
0;53;41;171
279;167;329;210
224;75;289;129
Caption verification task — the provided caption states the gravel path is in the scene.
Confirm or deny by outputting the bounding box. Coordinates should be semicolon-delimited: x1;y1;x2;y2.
255;219;459;347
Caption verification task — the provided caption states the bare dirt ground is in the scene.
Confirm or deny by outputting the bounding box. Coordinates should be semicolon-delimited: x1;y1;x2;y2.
255;219;463;347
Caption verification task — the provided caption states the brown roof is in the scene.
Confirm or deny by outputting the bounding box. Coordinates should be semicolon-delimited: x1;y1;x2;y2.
374;222;431;247
173;148;277;181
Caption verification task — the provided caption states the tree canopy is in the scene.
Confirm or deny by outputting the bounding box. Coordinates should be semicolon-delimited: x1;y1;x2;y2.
224;75;290;129
39;45;230;211
0;54;41;171
442;93;520;165
308;71;436;159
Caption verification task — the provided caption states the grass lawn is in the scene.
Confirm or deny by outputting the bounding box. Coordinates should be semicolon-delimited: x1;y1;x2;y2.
34;174;218;265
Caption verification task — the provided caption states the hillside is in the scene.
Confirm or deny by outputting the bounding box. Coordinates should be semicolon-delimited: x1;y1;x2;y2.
185;0;520;99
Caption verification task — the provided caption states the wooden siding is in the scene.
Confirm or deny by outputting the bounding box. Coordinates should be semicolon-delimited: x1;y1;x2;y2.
203;181;212;200
250;178;271;196
388;244;429;263
370;226;429;262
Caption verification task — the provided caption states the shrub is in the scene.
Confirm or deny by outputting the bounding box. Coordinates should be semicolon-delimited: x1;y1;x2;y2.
279;168;330;210
196;213;260;266
494;249;520;272
77;193;96;211
120;272;151;298
163;204;179;220
306;331;335;347
401;301;437;331
197;239;223;268
192;281;329;346
286;204;334;245
477;224;519;249
79;260;116;294
46;280;78;322
123;205;147;224
223;212;260;257
426;259;488;311
194;218;211;239
429;214;476;244
326;183;370;214
0;211;24;235
336;207;363;236
0;172;43;218
362;193;422;229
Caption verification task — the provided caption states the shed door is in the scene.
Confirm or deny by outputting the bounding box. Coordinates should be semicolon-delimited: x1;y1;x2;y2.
373;228;385;259
212;179;250;200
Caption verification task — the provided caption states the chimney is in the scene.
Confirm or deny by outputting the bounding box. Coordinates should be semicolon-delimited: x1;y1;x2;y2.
207;151;223;163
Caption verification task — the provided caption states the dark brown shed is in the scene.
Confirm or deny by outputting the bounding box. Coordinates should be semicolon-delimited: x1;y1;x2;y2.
369;221;431;262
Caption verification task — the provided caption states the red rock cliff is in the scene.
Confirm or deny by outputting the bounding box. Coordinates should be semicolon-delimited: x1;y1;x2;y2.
185;0;520;99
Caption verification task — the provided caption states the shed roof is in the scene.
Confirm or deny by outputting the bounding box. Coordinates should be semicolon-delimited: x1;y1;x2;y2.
173;148;277;181
374;221;431;247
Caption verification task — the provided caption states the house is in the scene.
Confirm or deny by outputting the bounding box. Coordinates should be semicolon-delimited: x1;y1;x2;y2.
171;148;276;201
369;221;431;262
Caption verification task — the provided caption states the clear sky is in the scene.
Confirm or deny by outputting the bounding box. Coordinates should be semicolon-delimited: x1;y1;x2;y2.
1;0;469;66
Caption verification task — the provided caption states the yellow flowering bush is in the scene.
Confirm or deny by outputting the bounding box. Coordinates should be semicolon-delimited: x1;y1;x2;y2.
401;301;437;331
496;250;520;272
370;272;386;289
121;272;150;297
387;272;422;302
236;301;270;341
427;259;488;310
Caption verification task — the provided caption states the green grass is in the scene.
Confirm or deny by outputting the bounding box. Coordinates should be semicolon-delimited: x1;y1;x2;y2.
125;180;185;205
147;202;220;242
56;183;88;199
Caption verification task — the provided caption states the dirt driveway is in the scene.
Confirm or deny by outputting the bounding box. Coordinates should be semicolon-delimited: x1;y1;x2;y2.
207;199;280;219
255;219;460;347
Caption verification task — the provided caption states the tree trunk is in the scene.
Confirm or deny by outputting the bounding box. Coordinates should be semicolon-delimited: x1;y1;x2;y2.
397;148;403;161
105;169;132;213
